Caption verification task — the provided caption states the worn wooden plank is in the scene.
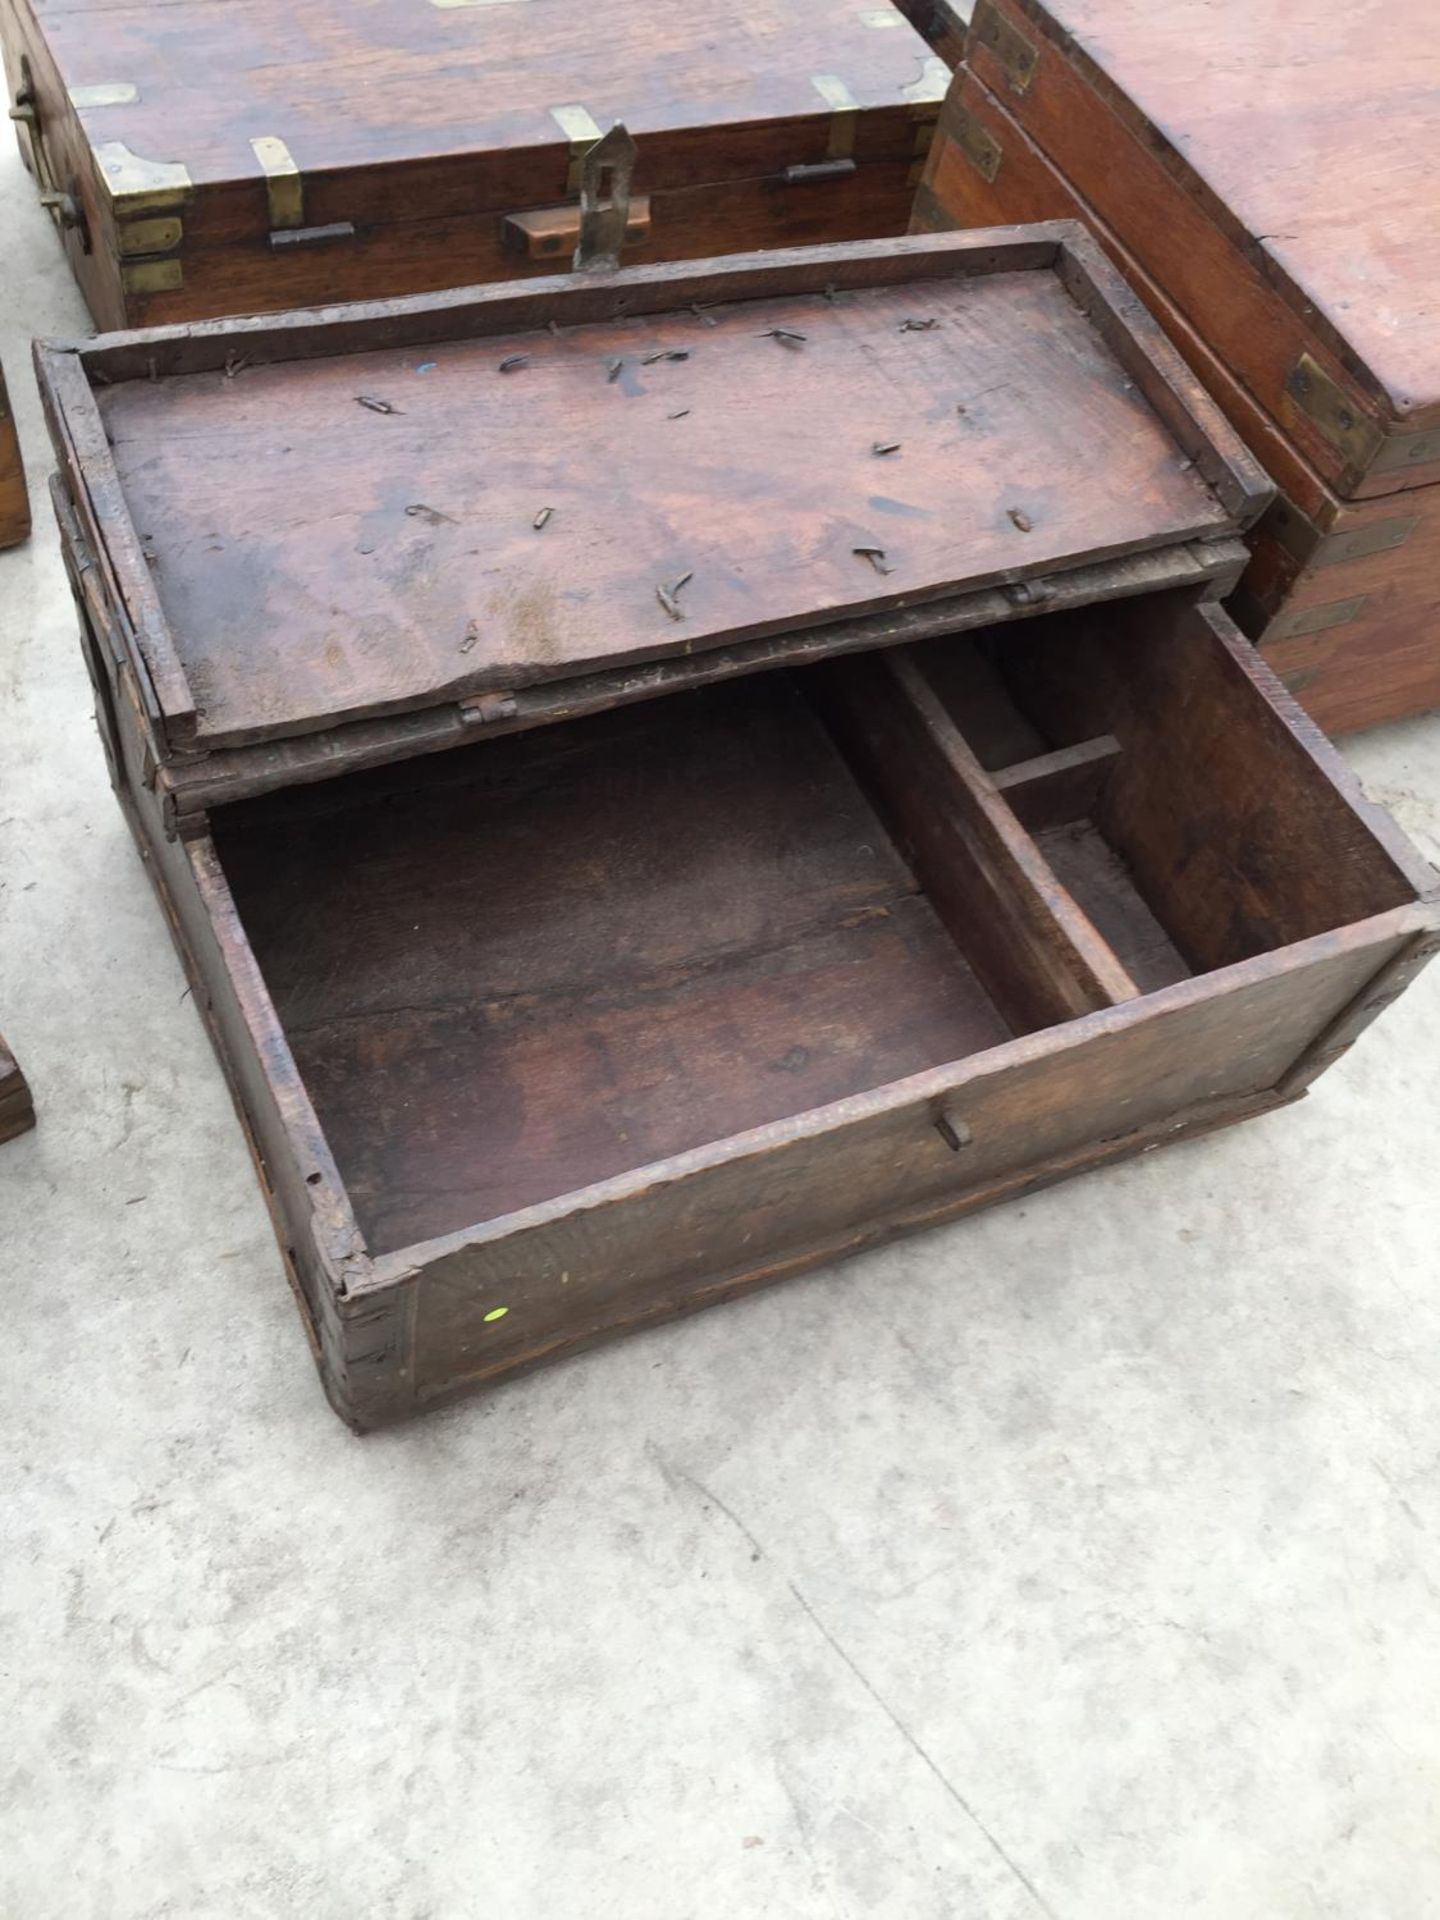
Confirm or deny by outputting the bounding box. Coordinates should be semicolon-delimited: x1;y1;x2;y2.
997;597;1431;970
377;903;1431;1425
76;256;1235;749
154;537;1246;820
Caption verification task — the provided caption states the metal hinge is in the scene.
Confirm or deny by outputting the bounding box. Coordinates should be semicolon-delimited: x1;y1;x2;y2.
459;691;519;726
1283;353;1384;475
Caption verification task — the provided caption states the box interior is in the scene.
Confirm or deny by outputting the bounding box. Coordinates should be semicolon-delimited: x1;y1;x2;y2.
211;597;1413;1255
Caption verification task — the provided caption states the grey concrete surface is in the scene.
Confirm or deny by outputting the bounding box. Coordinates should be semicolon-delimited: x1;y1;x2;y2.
2;144;1439;1920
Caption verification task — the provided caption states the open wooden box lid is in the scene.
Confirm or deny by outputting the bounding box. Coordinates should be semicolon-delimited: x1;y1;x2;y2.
38;228;1269;816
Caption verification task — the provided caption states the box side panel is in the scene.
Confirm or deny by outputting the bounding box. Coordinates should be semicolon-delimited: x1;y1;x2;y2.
51;480;399;1427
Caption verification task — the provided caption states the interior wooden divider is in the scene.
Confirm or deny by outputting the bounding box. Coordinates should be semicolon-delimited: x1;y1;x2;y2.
992;736;1123;831
810;652;1141;1033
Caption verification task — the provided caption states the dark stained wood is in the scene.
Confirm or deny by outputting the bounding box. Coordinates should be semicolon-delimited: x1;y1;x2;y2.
0;362;27;550
965;0;1440;498
2;0;947;327
0;1032;34;1145
36;231;1260;764
153;538;1246;829
917;66;1440;732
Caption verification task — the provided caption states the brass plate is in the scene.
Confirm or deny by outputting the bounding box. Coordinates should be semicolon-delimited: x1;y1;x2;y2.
120;257;184;295
952;103;1003;182
94;140;192;214
250;134;303;229
904;56;951;106
1283;353;1385;475
1373;428;1440;477
68;83;138;109
117;216;183;257
970;0;1039;93
550;103;602;193
1267;594;1369;641
1313;516;1419;569
811;75;859;162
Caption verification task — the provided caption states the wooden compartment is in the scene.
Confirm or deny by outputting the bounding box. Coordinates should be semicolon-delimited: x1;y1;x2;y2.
1;0;948;330
147;597;1437;1425
38;233;1438;1425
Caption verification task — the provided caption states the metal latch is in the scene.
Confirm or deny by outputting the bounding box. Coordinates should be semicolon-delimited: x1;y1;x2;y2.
573;121;637;273
10;57;90;249
782;159;858;186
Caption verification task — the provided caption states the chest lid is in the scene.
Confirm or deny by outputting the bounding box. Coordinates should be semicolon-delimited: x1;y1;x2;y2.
39;228;1266;800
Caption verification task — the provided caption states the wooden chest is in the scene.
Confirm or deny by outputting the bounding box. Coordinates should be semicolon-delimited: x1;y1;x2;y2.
914;1;1440;735
39;232;1440;1428
1;0;948;331
0;362;28;549
0;1033;34;1145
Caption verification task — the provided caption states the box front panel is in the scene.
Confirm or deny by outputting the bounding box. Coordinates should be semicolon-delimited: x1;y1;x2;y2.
405;929;1406;1409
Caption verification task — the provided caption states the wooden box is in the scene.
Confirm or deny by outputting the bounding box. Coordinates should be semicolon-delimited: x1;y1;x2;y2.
1;0;949;331
0;1032;34;1145
38;232;1440;1428
0;362;28;549
913;1;1440;735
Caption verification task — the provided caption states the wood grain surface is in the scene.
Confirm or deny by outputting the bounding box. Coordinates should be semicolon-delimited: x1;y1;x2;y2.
970;0;1440;438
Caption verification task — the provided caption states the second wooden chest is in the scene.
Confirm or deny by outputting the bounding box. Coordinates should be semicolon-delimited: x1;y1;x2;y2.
914;0;1440;734
3;0;948;329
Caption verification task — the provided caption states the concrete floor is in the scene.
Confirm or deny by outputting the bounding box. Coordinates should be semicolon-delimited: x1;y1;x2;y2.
2;145;1439;1920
